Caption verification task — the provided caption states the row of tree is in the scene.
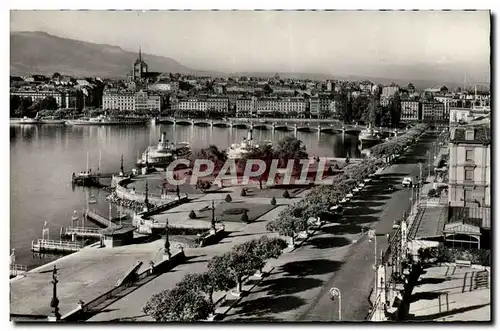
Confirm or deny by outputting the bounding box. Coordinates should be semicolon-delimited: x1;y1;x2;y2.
370;124;428;162
142;236;287;321
10;95;59;118
266;125;428;245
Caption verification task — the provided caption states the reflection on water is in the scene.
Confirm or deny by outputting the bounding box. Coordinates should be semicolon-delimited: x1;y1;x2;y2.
10;123;360;268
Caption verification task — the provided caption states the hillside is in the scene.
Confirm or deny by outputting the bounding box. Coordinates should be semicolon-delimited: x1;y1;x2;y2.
10;31;199;78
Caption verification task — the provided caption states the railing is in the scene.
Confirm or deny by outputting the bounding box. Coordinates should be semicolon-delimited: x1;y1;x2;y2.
368;293;384;321
32;239;82;252
84;210;115;228
10;264;28;277
65;227;101;234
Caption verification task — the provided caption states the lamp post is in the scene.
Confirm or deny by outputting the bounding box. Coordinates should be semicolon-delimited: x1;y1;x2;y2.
144;182;149;213
211;199;216;231
426;151;431;178
120;154;124;176
48;265;60;321
329;287;342;320
368;229;377;296
164;219;171;260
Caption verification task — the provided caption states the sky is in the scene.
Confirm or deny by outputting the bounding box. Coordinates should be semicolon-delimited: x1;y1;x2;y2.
10;10;491;78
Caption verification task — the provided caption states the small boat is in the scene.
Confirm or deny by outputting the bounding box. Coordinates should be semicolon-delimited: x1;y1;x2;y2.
40;117;66;125
10;116;41;125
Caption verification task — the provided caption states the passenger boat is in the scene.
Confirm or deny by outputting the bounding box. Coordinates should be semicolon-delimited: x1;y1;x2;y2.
226;129;272;159
10;116;41;125
137;132;191;169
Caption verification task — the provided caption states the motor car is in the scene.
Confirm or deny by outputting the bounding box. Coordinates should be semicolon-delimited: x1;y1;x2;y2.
402;177;413;188
393;219;401;229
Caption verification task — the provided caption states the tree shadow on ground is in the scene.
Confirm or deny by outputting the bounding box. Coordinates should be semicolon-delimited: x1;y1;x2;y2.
410;291;445;303
343;206;380;216
229;295;307;318
320;223;363;235
342;215;380;225
416;277;449;286
257;276;324;296
280;259;343;277
306;236;352;249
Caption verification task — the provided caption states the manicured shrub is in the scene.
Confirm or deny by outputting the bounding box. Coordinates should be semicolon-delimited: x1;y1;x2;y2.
241;211;249;223
240;188;247;197
189;210;197;219
283;190;290;199
225;194;232;203
270;197;277;206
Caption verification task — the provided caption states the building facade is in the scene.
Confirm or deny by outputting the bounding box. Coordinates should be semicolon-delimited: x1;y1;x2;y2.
102;89;161;112
207;97;229;113
400;101;420;122
173;97;208;112
448;124;491;208
421;101;446;122
10;89;78;108
236;97;256;115
381;86;399;98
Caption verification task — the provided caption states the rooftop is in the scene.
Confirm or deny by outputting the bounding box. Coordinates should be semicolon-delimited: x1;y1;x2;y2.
450;125;491;144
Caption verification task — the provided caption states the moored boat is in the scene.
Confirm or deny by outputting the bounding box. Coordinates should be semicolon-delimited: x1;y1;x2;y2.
137;132;191;169
226;129;272;159
66;114;148;126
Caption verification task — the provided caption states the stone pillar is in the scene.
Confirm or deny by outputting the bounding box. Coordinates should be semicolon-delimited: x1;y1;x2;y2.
294;124;298;137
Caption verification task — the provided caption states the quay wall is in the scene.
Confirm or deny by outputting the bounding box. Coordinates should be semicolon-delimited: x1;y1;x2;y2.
115;178;177;205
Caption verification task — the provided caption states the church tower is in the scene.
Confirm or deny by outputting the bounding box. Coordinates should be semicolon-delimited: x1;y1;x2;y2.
132;46;148;81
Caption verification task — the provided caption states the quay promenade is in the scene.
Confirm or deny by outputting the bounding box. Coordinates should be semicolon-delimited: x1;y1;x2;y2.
10;185;305;321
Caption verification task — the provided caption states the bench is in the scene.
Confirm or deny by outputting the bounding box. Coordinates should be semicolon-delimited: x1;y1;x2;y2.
455;260;472;267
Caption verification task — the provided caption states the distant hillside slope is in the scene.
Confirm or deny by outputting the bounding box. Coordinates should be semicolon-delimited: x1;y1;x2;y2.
10;31;198;78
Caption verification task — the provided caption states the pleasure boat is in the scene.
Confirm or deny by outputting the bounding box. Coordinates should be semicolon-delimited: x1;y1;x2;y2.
226;129;272;159
10;112;41;125
137;132;191;169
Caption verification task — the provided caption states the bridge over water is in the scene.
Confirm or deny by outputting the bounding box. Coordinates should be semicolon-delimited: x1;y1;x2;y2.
156;117;401;136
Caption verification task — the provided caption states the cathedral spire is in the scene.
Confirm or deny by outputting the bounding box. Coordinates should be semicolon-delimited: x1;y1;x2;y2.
139;45;142;62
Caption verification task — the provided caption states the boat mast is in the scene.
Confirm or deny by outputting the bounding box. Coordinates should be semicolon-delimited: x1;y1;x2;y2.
98;151;102;174
86;152;90;173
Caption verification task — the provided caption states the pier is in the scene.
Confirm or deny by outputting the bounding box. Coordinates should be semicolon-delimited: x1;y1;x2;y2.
62;227;103;240
31;239;82;253
84;209;117;228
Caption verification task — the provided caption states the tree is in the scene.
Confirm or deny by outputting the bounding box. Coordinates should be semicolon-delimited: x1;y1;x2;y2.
210;243;263;293
274;136;308;170
440;86;449;94
191;145;228;174
263;84;273;95
142;285;212;322
241;211;249;223
239;143;274;189
253;236;287;273
407;82;415;93
52;72;61;80
177;271;235;314
266;208;307;246
335;91;350;122
270;196;277;206
189;210;197;219
225;194;232;203
10;95;21;117
282;189;291;198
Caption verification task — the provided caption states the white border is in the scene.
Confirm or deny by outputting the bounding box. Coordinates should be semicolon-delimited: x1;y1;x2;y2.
3;1;498;331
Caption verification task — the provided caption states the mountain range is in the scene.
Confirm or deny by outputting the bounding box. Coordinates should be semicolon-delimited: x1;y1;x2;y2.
10;31;490;90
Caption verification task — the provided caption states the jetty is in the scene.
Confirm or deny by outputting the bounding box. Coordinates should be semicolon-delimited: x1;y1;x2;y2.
62;227;103;240
10;264;28;278
31;239;82;253
84;209;116;228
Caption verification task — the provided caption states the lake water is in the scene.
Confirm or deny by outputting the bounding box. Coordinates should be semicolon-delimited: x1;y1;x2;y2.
10;123;361;268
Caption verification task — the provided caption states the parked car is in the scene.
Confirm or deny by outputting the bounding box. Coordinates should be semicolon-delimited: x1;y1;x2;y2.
402;177;413;188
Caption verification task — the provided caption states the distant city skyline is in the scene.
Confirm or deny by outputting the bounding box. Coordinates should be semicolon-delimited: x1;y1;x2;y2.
10;10;490;82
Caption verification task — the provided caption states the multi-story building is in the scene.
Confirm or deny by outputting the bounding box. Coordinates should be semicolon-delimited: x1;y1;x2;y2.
102;89;161;112
207;97;229;113
310;95;333;118
10;89;78;108
381;85;399;98
380;97;390;107
236;97;256;115
421;101;446;122
275;97;306;114
449;108;472;125
174;97;208;112
148;81;179;92
326;80;333;92
448;123;491;208
271;86;296;96
359;81;373;94
255;97;278;114
400;101;420;122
